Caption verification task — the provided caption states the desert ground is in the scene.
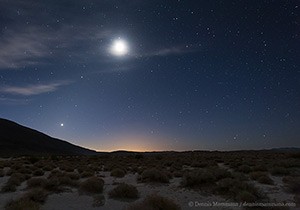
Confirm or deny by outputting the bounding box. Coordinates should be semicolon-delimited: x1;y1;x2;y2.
0;151;299;210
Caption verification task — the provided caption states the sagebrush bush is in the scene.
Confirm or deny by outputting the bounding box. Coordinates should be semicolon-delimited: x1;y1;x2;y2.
249;171;267;180
1;173;29;192
270;167;289;176
110;168;126;178
32;169;44;176
0;169;4;177
27;177;47;189
282;176;300;193
237;165;251;173
140;168;170;183
257;175;274;185
109;183;139;199
182;169;215;188
24;188;48;203
236;190;256;202
79;177;104;194
5;198;39;210
80;171;94;178
126;194;181;210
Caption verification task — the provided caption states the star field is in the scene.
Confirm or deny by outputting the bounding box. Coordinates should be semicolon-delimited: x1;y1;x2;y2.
0;0;299;151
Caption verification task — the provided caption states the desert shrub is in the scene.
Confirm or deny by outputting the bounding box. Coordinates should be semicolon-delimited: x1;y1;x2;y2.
110;168;126;178
1;173;29;192
173;171;183;178
33;169;44;176
282;176;300;194
93;194;106;207
0;169;4;177
212;167;232;180
270;167;289;176
169;163;182;172
182;169;215;188
140;168;169;183
109;183;139;199
126;194;181;210
215;177;263;202
257;175;274;185
215;178;236;194
80;171;94;178
24;188;48;203
5;188;47;210
232;181;263;201
48;169;63;179
5;198;39;210
27;178;47;188
65;172;80;180
42;164;55;171
237;165;251;173
17;167;32;175
236;190;256;202
58;176;79;187
79;177;104;194
44;178;61;192
249;171;267;180
231;172;248;181
59;165;74;172
6;169;16;176
1;183;17;192
252;164;268;172
28;157;40;164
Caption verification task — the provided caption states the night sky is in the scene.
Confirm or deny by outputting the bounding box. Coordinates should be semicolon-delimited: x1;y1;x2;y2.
0;0;299;151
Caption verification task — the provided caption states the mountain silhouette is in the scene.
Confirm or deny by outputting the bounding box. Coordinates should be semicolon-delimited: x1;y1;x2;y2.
0;118;97;156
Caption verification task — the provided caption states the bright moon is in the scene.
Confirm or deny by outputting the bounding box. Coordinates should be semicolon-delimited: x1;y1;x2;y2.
60;123;64;127
110;38;129;56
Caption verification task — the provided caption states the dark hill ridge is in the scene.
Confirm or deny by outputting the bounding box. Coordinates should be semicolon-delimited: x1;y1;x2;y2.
0;118;97;156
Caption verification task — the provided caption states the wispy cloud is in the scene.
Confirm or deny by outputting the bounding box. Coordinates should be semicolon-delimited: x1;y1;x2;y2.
0;81;72;96
142;44;201;58
0;97;31;105
0;25;112;69
0;29;47;69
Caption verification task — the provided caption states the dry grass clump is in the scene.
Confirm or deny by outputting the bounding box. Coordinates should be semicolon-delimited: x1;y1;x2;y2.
110;168;126;178
27;177;47;189
5;188;48;210
282;176;300;194
252;164;268;172
215;177;264;202
5;198;39;210
80;170;95;178
249;171;274;185
139;168;170;183
59;164;74;172
109;183;139;200
182;169;215;188
1;173;30;192
237;164;251;173
79;177;104;194
65;172;80;180
126;194;181;210
0;169;4;177
24;188;48;203
44;170;79;192
32;169;44;176
17;167;32;175
270;166;290;176
42;164;55;171
257;175;274;185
